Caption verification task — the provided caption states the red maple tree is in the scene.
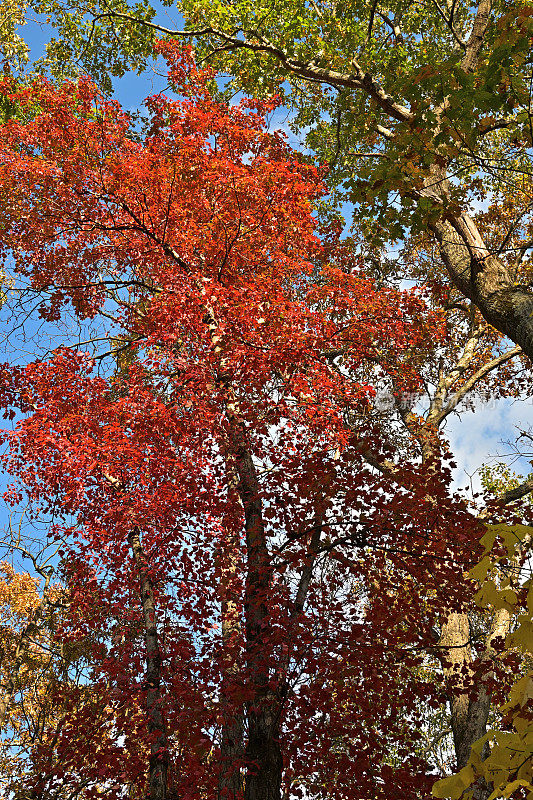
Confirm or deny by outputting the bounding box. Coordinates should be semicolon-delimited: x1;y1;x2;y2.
0;43;481;800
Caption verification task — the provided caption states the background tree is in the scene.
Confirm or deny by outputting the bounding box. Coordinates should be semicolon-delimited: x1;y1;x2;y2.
0;0;28;73
434;515;533;800
0;524;144;800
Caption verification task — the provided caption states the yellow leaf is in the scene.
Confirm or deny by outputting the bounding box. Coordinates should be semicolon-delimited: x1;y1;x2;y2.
433;766;475;798
484;524;533;556
475;581;517;611
523;731;533;748
469;556;491;583
514;715;530;735
501;673;533;714
471;732;491;756
509;620;533;652
481;525;498;551
487;779;533;800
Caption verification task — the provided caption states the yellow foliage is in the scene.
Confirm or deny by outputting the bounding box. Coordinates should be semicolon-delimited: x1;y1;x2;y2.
432;524;533;800
0;562;51;792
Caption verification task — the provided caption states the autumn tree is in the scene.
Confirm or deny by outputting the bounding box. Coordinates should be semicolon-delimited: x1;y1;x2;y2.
0;517;140;800
0;559;52;791
23;17;533;784
0;42;499;800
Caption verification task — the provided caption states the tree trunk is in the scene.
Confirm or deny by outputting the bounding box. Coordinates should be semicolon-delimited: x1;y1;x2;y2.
245;695;283;800
202;283;283;798
129;527;169;800
439;612;479;769
218;569;245;799
226;424;282;800
218;458;245;799
219;698;245;800
203;290;282;798
440;606;512;800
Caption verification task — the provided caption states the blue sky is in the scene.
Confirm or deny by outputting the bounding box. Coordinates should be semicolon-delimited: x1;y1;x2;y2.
22;6;173;105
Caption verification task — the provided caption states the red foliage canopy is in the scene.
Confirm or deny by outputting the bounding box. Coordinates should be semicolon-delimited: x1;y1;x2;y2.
0;43;481;800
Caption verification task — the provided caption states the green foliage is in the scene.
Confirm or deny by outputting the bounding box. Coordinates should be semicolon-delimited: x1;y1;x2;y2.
480;463;532;502
31;0;158;91
175;0;533;238
0;0;29;70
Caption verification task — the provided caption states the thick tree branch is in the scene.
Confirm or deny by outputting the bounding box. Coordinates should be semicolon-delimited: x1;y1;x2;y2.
432;214;533;364
426;323;486;425
92;11;415;124
461;0;492;74
499;477;533;504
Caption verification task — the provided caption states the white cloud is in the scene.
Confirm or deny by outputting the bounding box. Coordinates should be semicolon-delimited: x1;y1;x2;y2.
443;397;533;495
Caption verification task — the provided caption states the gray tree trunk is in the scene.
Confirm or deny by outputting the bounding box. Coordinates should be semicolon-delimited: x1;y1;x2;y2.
129;527;169;800
439;606;512;800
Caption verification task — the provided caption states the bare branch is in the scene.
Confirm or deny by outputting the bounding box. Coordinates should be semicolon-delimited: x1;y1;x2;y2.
427;0;466;49
437;344;522;424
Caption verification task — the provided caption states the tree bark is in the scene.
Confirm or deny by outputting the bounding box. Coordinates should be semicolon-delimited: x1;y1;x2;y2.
439;606;512;800
226;423;282;800
218;456;245;800
245;694;283;800
129;527;169;800
219;690;245;800
432;215;533;364
439;612;477;769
